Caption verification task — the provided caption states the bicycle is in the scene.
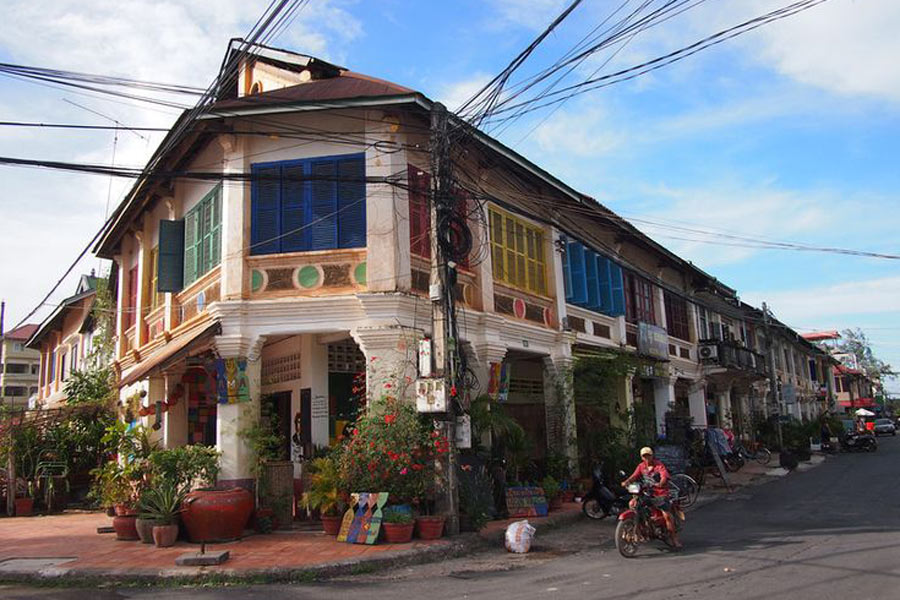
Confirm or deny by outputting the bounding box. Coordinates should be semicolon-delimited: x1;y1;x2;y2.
733;441;771;465
668;473;700;508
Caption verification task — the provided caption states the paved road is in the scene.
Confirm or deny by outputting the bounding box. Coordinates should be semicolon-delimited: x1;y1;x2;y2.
4;435;899;600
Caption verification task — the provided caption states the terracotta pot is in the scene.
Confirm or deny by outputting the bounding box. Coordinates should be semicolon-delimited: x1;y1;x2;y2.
382;522;414;544
114;504;137;517
113;514;139;540
321;514;343;536
181;487;253;543
152;524;179;548
14;497;34;517
135;517;157;544
415;516;446;540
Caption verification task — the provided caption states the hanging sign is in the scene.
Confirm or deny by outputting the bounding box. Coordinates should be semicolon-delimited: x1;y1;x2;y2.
215;358;251;404
415;378;447;412
455;414;472;449
418;338;433;377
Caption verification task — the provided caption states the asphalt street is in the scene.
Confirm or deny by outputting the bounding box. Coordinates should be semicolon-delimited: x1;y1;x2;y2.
3;435;899;600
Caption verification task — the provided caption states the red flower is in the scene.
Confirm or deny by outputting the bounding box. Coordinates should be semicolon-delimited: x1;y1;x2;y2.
411;463;424;471
384;414;397;425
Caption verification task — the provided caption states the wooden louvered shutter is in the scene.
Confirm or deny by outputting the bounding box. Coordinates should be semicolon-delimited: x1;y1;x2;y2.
338;155;366;248
126;266;138;329
208;186;222;269
157;219;185;293
609;263;625;316
309;159;337;250
183;208;199;286
408;166;431;258
567;241;587;305
251;164;281;255
199;193;213;275
280;162;307;252
561;237;573;303
597;255;612;314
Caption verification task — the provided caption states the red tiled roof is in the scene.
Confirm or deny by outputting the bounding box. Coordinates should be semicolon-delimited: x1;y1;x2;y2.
834;364;862;375
801;331;840;341
4;324;38;341
212;71;415;112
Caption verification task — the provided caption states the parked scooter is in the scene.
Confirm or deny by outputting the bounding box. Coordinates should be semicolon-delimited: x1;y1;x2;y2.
582;464;628;519
840;431;877;453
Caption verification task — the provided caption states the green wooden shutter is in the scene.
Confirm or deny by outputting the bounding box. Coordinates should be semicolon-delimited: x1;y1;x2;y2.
183;207;199;286
209;185;222;269
158;219;185;292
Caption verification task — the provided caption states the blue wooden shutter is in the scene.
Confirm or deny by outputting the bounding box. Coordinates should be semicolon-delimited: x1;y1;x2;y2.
281;162;307;252
310;159;337;250
251;164;281;255
158;219;185;292
337;155;366;248
568;241;587;305
561;237;572;303
597;255;612;314
584;248;600;310
609;262;626;316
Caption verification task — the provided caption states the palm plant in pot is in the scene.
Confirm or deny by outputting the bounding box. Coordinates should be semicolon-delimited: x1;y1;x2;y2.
137;479;185;548
301;455;345;535
382;510;414;543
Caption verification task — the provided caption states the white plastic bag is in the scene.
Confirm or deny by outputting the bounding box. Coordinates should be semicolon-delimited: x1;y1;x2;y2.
505;519;536;553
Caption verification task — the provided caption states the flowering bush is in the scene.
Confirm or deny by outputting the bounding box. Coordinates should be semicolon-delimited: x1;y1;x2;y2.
338;397;448;504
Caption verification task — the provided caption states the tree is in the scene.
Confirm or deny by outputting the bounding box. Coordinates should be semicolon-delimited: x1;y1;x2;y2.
836;329;895;380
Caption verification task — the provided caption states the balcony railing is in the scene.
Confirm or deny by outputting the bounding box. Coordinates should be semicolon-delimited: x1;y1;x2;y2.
699;339;768;377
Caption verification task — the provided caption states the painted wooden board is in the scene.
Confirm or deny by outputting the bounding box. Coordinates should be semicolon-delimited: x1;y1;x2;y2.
505;486;548;518
338;492;389;545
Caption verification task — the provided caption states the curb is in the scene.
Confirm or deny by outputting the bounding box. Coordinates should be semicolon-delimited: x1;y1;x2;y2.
0;509;585;587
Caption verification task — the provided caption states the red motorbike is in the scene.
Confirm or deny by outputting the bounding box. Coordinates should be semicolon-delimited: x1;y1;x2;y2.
614;480;684;557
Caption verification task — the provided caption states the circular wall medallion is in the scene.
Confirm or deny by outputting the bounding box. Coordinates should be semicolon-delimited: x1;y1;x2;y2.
354;262;367;286
251;269;265;293
513;298;527;319
543;306;554;328
297;265;321;289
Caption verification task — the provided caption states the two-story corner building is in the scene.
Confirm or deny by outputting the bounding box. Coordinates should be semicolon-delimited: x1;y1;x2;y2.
26;274;103;408
0;323;41;408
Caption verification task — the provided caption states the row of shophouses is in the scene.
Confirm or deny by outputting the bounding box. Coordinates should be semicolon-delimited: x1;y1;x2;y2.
23;42;868;486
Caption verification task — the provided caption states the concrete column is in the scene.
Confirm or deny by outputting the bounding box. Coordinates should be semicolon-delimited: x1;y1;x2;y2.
114;251;127;360
688;380;708;428
542;335;578;474
475;202;496;314
653;376;676;439
365;114;409;292
549;229;566;330
717;390;733;429
216;357;261;487
611;374;635;430
145;375;166;446
219;135;248;301
654;287;667;330
163;371;187;448
134;231;148;348
299;335;329;449
350;325;422;405
472;339;508;399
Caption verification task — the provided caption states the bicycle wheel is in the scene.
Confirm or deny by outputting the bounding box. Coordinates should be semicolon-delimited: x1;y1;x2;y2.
670;474;699;508
754;447;772;465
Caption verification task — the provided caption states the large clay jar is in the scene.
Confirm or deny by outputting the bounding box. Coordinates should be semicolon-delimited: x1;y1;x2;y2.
135;517;156;543
152;524;179;548
113;514;139;541
181;487;253;543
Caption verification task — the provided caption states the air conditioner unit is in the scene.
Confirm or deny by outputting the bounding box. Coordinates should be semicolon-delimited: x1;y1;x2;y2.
699;343;719;360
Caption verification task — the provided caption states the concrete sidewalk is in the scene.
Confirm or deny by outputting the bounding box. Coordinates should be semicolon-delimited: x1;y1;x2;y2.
0;503;583;585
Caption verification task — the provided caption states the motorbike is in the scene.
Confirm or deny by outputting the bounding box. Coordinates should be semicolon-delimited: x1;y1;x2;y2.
615;480;684;558
840;431;877;453
581;464;628;519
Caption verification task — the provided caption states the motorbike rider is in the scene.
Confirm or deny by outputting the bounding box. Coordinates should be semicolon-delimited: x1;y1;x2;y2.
621;447;682;548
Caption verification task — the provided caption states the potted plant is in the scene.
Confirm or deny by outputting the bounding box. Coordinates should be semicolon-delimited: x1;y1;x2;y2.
301;456;345;536
542;475;562;510
138;480;185;548
415;511;446;540
14;481;35;517
382;510;414;543
90;460;142;540
240;407;293;530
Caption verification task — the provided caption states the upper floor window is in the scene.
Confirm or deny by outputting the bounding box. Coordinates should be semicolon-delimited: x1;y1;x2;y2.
624;272;655;325
125;265;138;330
698;307;709;339
663;291;690;341
184;185;222;286
48;350;56;382
3;386;28;397
5;363;29;374
489;207;547;296
147;247;164;311
561;238;625;317
250;154;366;256
12;342;24;352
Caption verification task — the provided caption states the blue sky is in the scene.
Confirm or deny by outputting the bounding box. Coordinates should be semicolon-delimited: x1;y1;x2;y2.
0;0;897;391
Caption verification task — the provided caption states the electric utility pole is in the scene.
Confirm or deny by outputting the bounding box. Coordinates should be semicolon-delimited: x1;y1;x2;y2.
762;302;784;450
430;102;460;535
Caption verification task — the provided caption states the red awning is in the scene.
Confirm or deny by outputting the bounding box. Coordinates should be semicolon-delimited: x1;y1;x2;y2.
838;398;876;408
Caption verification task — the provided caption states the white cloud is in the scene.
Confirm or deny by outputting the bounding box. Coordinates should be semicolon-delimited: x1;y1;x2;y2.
437;74;494;114
0;0;361;325
742;275;900;323
490;0;570;31
531;104;625;156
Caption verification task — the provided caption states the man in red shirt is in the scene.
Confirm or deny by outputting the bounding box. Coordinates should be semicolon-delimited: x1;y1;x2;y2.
621;446;682;548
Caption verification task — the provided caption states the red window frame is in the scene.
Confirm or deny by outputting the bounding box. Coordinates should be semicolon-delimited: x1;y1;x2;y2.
625;272;656;325
664;291;690;341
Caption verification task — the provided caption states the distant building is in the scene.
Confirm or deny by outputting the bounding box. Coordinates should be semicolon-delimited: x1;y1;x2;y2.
0;323;41;408
26;274;103;408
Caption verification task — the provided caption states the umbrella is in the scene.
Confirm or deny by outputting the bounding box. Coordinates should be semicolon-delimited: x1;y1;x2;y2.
854;408;875;417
